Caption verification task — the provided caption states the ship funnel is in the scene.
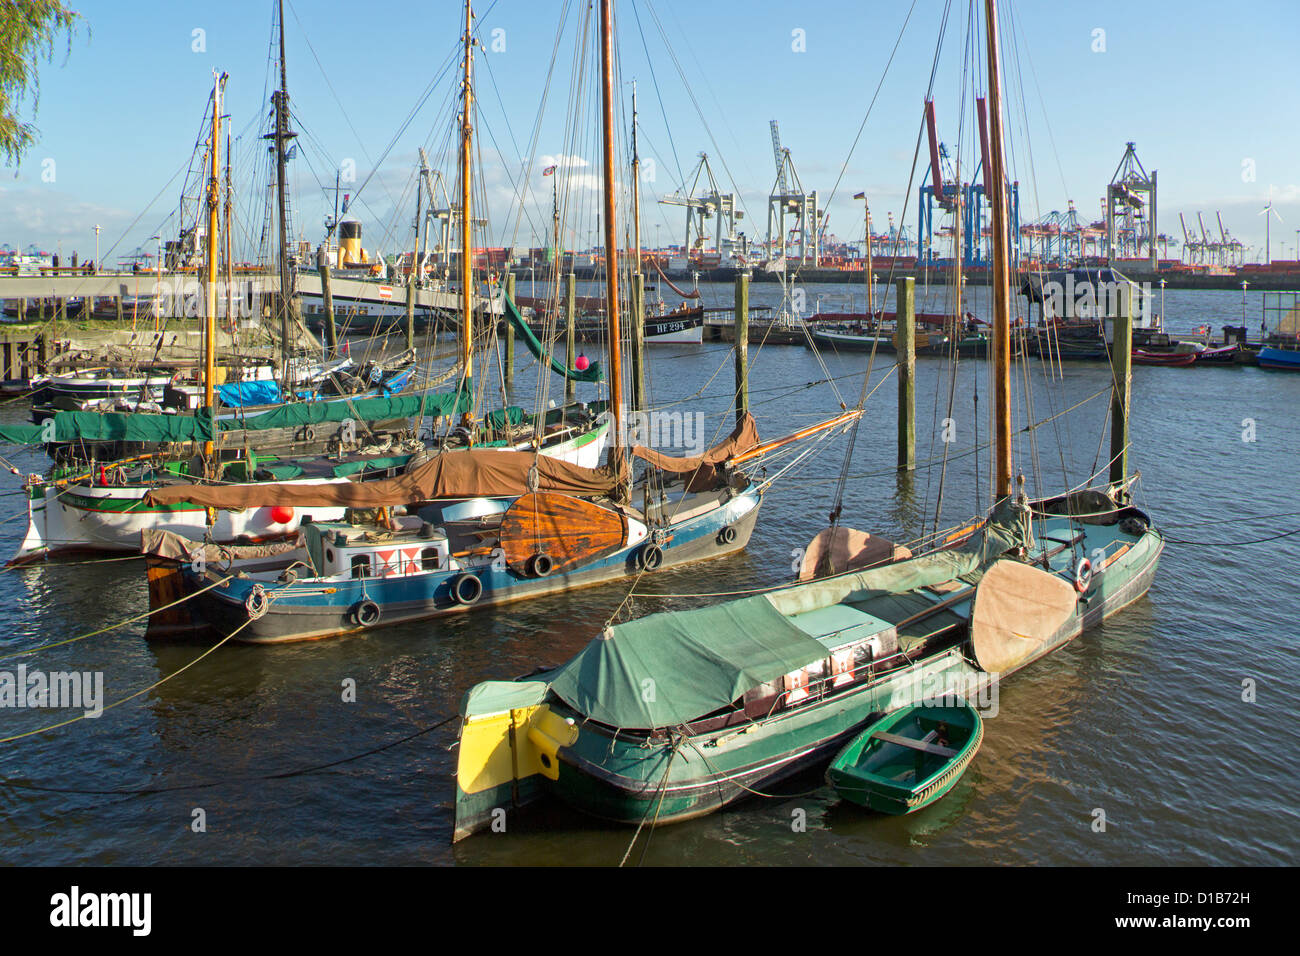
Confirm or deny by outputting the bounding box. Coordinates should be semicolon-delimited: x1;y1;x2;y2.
338;219;364;267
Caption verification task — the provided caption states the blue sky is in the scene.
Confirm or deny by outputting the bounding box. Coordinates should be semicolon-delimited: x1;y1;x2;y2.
2;0;1297;265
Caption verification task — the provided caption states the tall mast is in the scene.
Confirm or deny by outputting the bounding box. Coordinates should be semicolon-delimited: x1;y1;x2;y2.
273;0;295;391
204;72;224;458
459;0;474;385
984;0;1013;500
599;0;625;447
631;80;641;276
224;128;234;336
865;199;873;318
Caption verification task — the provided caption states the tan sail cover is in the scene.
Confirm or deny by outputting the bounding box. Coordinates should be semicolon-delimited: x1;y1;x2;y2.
143;448;629;510
797;527;912;581
631;413;759;473
140;528;300;563
970;559;1078;674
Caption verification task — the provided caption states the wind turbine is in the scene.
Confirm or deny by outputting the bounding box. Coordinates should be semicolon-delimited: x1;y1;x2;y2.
1259;199;1283;264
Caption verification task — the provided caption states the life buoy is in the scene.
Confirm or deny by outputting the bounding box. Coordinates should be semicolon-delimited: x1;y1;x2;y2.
637;543;663;572
452;573;483;605
1074;557;1093;593
718;525;737;545
352;599;381;626
245;584;269;620
528;552;554;578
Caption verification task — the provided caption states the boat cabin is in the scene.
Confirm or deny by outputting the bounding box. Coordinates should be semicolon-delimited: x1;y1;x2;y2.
300;520;452;580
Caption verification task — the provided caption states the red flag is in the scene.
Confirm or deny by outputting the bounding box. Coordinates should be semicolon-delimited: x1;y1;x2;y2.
542;165;557;176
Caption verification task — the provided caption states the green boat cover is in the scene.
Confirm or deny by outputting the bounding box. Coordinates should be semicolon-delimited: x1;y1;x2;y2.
547;595;832;730
502;291;603;383
461;680;551;717
484;405;527;430
253;455;412;480
545;501;1030;730
0;385;471;445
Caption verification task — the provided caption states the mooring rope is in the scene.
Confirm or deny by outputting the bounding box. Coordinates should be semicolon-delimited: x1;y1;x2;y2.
0;714;459;796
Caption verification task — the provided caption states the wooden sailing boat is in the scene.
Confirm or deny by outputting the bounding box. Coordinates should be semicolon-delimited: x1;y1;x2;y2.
450;0;1165;840
7;61;453;565
136;0;859;643
6;6;604;565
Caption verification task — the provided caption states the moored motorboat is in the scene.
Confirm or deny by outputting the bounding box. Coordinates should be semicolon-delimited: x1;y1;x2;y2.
1132;348;1197;367
1258;346;1300;370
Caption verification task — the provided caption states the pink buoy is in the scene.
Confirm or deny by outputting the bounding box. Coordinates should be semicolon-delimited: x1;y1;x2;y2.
269;505;295;525
574;354;590;371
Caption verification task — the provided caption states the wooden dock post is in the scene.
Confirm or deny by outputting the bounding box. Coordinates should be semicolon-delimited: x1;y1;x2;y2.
115;292;123;324
897;275;916;472
565;272;577;404
504;272;516;386
318;257;338;356
631;272;647;412
734;272;750;425
1109;281;1133;487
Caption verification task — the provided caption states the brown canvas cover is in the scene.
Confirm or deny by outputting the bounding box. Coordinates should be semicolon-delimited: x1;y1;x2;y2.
970;559;1078;673
631;413;759;474
143;448;629;510
140;528;300;563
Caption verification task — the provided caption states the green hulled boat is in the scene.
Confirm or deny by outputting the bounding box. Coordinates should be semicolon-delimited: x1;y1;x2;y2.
450;0;1164;844
826;702;983;814
452;493;1163;840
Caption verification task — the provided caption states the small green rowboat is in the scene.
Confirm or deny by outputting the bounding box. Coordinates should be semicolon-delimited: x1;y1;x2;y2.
827;703;983;814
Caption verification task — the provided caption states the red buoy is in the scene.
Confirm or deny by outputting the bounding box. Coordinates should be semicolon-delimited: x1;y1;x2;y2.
574;354;590;371
269;505;295;525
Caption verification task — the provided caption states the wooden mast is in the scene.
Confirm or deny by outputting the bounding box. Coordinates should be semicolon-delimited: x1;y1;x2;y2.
273;0;295;393
631;81;641;276
599;0;625;447
204;72;224;458
629;79;646;414
460;0;475;390
223;128;234;337
984;0;1013;500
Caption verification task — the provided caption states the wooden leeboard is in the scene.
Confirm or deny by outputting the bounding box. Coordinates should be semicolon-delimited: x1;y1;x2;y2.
797;527;912;581
498;492;628;575
970;559;1078;674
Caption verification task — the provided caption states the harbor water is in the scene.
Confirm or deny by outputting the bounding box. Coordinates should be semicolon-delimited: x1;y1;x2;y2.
0;284;1296;866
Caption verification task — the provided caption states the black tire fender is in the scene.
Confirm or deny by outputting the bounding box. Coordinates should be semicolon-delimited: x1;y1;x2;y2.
452;573;483;605
352;599;381;626
638;543;663;572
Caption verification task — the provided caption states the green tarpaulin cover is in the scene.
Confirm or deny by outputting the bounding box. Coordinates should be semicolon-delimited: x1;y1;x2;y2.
484;405;527;430
547;595;832;730
0;386;471;445
502;292;603;383
544;501;1030;730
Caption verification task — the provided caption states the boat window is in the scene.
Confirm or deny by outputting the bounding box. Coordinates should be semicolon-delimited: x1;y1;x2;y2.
421;547;442;571
350;555;372;579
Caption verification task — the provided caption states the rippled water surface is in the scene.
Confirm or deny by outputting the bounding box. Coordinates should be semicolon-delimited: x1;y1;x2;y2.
1;283;1296;866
